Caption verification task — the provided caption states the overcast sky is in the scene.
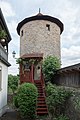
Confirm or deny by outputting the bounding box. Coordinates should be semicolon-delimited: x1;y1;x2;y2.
0;0;80;75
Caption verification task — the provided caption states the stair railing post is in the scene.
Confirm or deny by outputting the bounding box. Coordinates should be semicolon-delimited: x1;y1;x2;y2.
31;64;34;83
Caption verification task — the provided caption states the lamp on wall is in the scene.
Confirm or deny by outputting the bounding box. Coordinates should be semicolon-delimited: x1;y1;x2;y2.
0;38;5;43
12;51;16;58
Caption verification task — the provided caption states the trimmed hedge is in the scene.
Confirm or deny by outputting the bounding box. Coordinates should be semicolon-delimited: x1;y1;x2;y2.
14;83;38;120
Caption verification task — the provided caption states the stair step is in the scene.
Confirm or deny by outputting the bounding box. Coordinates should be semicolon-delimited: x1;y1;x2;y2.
35;83;42;84
38;96;45;100
38;91;43;92
37;96;45;101
37;106;47;108
36;86;42;87
38;98;45;100
37;88;43;90
35;81;41;83
38;89;43;91
38;92;43;94
37;104;47;108
38;91;43;93
37;100;46;104
38;92;44;95
38;95;45;97
37;108;48;111
38;88;43;89
36;83;42;84
37;111;48;115
36;84;42;85
38;88;43;90
37;103;46;106
37;99;45;101
38;93;44;95
37;87;42;88
35;83;42;86
37;87;43;89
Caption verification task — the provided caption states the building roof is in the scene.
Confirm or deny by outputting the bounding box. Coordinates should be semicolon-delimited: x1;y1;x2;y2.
0;8;11;42
17;13;64;35
21;53;43;59
58;63;80;74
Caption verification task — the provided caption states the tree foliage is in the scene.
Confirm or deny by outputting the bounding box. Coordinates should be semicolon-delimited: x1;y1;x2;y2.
8;74;19;94
42;56;60;83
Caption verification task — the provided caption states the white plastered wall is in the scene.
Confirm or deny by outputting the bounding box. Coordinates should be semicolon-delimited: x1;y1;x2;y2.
0;61;8;116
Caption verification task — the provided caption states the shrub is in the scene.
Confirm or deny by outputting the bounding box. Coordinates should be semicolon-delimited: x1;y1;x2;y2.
54;114;69;120
14;95;19;108
42;56;60;83
46;82;72;119
14;83;38;120
72;93;80;110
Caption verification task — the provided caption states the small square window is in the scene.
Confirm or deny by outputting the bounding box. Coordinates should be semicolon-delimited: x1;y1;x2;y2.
21;30;23;37
24;64;30;71
46;24;50;31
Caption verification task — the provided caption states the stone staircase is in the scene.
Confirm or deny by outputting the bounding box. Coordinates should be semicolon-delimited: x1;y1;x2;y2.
34;80;48;116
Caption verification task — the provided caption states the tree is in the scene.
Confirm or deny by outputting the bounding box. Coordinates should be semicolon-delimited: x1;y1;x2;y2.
42;56;60;83
8;74;19;94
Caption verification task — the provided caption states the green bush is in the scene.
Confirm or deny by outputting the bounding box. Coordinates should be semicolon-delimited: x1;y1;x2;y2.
42;56;60;83
46;83;72;119
54;114;69;120
72;93;80;110
14;83;38;120
14;95;19;108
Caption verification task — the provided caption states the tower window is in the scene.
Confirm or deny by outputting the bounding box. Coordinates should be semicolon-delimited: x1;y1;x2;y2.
46;24;50;31
21;30;23;37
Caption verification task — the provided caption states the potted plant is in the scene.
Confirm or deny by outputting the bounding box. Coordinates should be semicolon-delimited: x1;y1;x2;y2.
0;29;7;42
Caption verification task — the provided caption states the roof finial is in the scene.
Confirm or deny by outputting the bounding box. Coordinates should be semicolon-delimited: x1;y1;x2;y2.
39;8;41;13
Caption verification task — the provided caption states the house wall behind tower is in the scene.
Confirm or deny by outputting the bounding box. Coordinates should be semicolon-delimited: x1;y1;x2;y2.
20;20;61;59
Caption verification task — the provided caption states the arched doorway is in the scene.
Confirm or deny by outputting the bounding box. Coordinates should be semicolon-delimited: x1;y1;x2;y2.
34;62;41;80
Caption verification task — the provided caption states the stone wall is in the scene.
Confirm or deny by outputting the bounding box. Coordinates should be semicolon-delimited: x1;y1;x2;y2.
20;20;61;59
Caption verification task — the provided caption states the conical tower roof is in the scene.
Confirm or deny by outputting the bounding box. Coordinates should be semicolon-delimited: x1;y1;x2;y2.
17;12;64;35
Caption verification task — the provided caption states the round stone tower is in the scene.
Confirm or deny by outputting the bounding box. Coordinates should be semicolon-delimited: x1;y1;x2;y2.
16;12;64;85
17;12;63;59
